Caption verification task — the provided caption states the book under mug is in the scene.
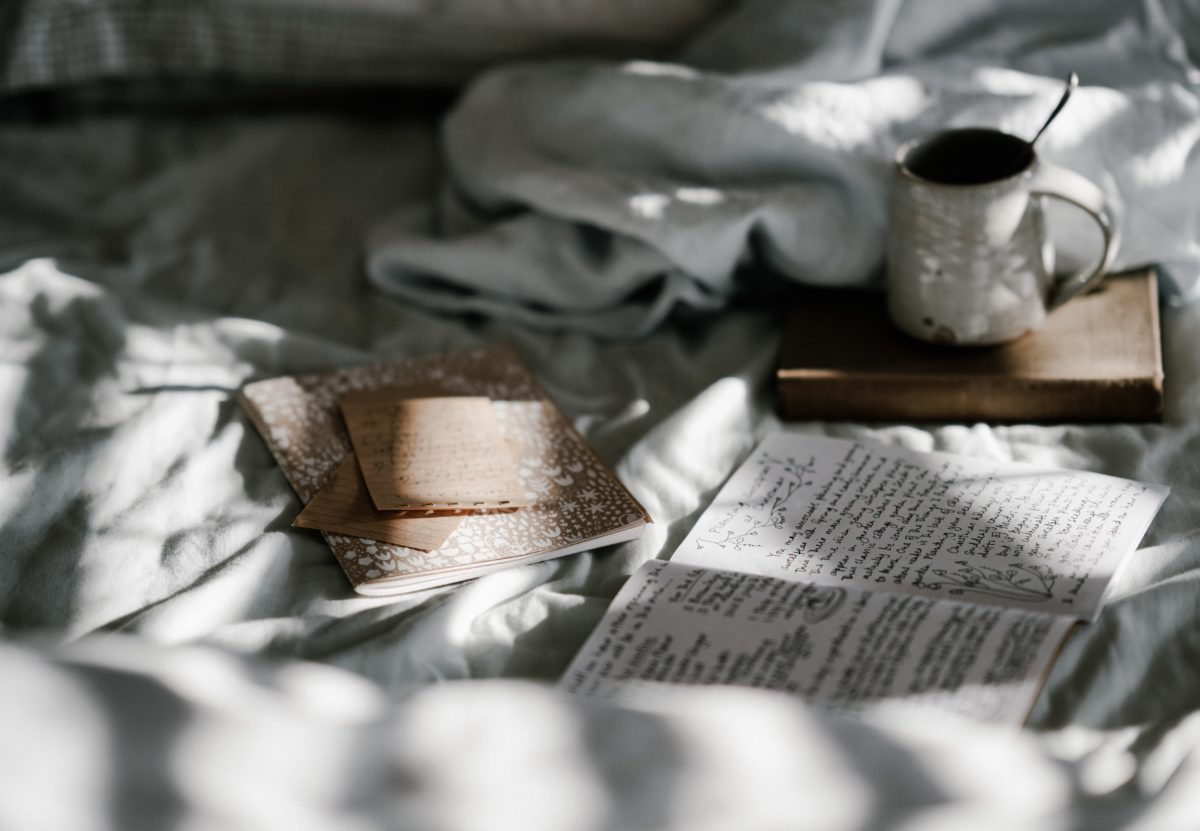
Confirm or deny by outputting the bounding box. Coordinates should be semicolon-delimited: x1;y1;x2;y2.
777;269;1163;423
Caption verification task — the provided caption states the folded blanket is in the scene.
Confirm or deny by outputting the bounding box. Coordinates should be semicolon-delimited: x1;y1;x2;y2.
367;0;1200;335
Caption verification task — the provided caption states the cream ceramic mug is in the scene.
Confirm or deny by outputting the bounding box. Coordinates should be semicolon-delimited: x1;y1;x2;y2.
886;127;1118;346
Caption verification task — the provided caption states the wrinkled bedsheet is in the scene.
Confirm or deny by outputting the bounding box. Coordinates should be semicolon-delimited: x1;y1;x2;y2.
3;109;1200;831
4;8;1200;831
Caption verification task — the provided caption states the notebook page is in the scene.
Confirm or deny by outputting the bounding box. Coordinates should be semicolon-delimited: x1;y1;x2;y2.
561;560;1074;725
671;434;1168;620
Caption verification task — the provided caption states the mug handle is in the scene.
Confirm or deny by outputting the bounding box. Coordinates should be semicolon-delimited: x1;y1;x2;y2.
1028;162;1120;309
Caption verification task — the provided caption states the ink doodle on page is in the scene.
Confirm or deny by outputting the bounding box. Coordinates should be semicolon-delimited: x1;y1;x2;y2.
672;434;1169;619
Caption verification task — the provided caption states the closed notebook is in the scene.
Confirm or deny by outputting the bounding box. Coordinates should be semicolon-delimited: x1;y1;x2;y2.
240;345;650;595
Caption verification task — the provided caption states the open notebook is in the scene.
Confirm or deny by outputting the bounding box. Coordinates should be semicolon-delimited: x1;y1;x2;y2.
562;433;1168;723
240;345;649;595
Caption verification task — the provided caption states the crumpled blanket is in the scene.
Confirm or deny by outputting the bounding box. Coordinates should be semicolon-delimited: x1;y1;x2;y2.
368;0;1200;335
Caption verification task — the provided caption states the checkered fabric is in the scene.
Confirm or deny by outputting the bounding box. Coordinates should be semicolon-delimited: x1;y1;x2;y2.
0;0;719;91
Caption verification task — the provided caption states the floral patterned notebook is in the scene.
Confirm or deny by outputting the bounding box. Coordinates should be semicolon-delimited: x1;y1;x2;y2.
240;345;650;595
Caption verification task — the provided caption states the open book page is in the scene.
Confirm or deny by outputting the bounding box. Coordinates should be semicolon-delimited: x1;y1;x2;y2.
671;434;1168;621
560;561;1075;724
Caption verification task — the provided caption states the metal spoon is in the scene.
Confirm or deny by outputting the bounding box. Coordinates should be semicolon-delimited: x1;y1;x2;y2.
1029;72;1079;146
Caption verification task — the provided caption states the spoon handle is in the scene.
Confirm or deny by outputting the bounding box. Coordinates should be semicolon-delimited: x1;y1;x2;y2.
1030;72;1079;146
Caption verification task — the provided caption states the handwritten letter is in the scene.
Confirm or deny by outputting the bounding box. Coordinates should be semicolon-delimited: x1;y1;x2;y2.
294;454;463;551
340;392;528;511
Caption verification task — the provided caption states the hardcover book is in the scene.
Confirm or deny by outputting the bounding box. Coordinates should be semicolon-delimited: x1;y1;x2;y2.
777;269;1163;423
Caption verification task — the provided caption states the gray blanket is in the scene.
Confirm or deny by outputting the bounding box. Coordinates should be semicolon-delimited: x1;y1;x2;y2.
368;0;1200;334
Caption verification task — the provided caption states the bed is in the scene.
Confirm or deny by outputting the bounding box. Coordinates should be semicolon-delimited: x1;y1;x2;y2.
3;1;1200;828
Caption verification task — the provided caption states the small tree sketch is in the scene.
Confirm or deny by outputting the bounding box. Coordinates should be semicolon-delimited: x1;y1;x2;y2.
924;562;1056;602
696;454;816;551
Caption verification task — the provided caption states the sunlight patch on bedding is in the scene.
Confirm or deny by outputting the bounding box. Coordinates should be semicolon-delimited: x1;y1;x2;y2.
630;188;727;221
760;76;926;148
1078;732;1140;795
153;646;269;710
393;685;609;830
621;60;699;80
630;193;670;220
441;563;559;648
650;376;755;491
573;398;651;441
969;66;1047;96
0;646;114;831
652;685;874;829
878;700;1073;818
278;662;390;723
1041;88;1130;150
674;187;724;206
1042;719;1197;806
121;530;304;646
1133;709;1200;794
1127;117;1200;187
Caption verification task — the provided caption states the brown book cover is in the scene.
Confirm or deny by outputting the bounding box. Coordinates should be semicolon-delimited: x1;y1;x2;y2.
777;269;1163;423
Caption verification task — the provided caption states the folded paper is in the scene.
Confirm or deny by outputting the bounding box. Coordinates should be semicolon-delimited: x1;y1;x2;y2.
340;392;527;511
293;453;462;551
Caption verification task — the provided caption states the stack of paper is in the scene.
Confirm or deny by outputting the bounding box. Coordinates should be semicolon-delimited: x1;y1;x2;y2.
241;345;649;595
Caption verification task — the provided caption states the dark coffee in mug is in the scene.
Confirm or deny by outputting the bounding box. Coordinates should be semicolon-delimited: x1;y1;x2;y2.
902;128;1034;185
888;126;1117;345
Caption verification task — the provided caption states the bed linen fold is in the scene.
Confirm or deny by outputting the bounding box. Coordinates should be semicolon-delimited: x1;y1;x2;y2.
7;628;1200;831
368;0;1200;334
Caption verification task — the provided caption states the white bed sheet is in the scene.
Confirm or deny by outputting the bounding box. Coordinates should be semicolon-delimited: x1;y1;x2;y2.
2;25;1200;831
2;110;1200;830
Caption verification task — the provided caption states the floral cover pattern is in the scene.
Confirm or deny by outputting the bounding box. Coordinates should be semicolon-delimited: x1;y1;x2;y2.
240;345;648;589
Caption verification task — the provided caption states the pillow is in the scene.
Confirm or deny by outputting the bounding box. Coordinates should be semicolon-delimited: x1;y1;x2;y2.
0;0;727;92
